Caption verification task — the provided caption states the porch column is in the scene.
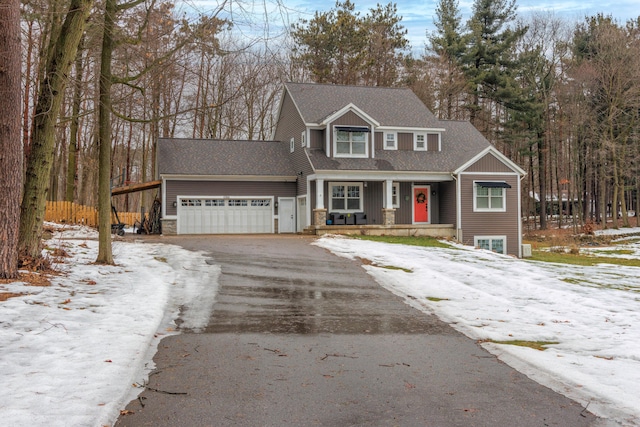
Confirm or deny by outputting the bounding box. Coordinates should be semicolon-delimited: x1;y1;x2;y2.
382;179;396;226
313;179;327;226
384;179;393;209
316;179;325;209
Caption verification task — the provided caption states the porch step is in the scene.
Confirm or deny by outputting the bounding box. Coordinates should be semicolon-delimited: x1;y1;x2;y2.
301;226;317;235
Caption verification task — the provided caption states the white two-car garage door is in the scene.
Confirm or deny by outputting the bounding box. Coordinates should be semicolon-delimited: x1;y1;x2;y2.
177;197;273;234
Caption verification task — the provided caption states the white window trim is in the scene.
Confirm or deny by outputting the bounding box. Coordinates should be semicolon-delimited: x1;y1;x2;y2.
474;236;507;254
333;127;369;158
329;181;363;213
290;137;295;153
473;181;507;212
414;132;427;151
384;131;398;150
301;131;306;147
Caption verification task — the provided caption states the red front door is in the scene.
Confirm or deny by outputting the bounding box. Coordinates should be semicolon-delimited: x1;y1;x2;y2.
413;186;429;223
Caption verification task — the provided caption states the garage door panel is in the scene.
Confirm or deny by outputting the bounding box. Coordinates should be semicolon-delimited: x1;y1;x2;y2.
178;197;272;234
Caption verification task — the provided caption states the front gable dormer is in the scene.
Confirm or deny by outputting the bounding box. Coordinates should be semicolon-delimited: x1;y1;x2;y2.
321;104;379;159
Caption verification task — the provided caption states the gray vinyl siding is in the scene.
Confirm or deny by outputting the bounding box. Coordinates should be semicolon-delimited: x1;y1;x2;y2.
273;91;305;144
398;133;413;151
374;132;383;151
374;132;412;151
459;173;520;256
427;133;439;151
165;180;296;216
310;129;324;149
273;91;313;195
465;152;514;173
439;180;457;224
394;182;413;224
363;182;383;225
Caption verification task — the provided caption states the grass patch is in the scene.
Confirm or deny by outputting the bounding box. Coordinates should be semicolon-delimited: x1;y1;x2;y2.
528;250;640;267
154;256;168;263
353;235;453;249
485;339;559;351
379;265;413;273
589;249;634;256
426;296;449;302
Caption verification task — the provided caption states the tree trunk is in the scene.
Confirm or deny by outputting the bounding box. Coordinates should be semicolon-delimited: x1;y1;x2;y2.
66;38;84;202
18;0;92;259
95;0;116;264
0;0;22;278
538;132;547;230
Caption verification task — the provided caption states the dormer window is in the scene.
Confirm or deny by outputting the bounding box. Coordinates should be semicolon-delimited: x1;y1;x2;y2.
334;126;369;158
414;133;427;151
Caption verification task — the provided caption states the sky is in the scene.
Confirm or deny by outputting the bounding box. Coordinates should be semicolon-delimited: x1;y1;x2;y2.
1;223;639;426
179;0;640;53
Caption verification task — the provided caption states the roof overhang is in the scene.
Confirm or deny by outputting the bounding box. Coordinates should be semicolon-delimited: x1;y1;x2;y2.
454;146;527;176
376;126;446;132
161;174;298;182
310;170;453;182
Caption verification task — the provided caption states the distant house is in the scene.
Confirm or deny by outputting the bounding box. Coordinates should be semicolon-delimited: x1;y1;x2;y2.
158;82;526;257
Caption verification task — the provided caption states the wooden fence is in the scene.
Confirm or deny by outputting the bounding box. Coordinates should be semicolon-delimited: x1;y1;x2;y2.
45;201;143;228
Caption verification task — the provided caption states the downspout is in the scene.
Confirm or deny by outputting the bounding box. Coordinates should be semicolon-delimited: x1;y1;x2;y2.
452;173;461;242
518;174;526;258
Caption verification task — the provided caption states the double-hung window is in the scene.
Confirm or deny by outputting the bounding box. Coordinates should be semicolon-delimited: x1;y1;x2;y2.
384;132;397;150
330;182;363;212
473;181;509;212
475;236;506;254
414;133;427;151
335;128;367;157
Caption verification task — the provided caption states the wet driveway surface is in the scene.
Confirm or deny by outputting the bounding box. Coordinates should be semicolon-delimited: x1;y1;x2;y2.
116;235;598;427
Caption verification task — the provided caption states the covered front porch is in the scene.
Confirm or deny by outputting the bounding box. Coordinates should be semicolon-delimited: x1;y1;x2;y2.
307;174;458;235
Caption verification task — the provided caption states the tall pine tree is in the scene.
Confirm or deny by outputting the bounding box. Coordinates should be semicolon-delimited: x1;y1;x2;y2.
461;0;527;136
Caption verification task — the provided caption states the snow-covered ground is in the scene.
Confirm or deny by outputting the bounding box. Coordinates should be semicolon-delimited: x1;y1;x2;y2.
0;224;220;426
315;233;640;427
1;224;639;426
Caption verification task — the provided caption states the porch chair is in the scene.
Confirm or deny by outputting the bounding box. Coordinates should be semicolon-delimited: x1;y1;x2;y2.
354;213;367;225
330;213;346;225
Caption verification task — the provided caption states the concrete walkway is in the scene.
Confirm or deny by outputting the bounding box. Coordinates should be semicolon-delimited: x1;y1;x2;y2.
116;235;599;426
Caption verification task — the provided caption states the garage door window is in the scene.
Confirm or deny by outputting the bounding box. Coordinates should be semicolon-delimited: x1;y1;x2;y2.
251;199;271;206
205;199;224;207
229;199;248;207
182;199;202;206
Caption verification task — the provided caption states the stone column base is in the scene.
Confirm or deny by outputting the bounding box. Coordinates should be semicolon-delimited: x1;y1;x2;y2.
381;208;396;226
313;208;327;226
161;218;177;235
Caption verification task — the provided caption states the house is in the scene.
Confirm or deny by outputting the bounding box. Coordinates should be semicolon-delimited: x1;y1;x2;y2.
158;82;526;257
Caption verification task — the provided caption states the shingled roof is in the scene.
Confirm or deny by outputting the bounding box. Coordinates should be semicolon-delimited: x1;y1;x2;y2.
306;120;492;173
158;138;296;177
284;82;440;128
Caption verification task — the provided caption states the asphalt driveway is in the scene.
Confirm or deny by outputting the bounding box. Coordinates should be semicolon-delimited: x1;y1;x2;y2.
115;235;600;426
